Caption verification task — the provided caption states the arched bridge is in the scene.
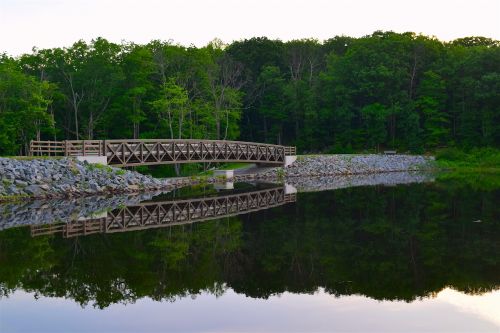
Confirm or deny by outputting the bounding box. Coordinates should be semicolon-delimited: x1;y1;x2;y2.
30;186;296;238
30;139;296;167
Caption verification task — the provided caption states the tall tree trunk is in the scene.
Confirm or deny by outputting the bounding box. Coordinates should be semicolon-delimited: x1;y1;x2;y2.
88;112;93;139
74;103;79;140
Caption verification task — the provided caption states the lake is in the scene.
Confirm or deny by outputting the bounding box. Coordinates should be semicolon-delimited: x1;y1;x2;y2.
0;173;499;332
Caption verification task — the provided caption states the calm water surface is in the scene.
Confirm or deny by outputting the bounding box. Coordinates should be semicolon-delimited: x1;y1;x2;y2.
0;175;499;332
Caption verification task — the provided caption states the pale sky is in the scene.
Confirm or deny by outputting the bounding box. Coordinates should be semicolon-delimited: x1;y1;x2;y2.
1;0;499;55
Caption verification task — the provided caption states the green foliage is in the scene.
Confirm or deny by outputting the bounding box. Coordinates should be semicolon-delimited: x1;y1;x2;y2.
0;57;54;155
0;194;30;202
436;147;500;171
85;163;113;173
151;78;189;139
275;168;285;181
9;156;62;160
415;71;449;148
216;162;249;170
0;32;498;159
360;103;388;151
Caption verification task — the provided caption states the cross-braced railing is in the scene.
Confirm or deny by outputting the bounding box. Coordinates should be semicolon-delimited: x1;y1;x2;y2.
30;139;296;167
30;187;296;238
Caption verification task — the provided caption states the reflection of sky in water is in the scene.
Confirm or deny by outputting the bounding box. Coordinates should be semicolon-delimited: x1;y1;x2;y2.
1;288;499;332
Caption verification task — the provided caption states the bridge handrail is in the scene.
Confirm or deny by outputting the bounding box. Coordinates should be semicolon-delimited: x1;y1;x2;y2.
30;139;296;157
29;140;65;156
65;140;104;156
103;138;291;149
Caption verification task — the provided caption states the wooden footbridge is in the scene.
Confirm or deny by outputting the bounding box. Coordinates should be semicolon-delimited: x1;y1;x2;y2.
30;139;296;167
30;186;296;238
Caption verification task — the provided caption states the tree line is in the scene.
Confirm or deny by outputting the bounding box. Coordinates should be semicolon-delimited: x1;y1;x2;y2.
0;31;499;155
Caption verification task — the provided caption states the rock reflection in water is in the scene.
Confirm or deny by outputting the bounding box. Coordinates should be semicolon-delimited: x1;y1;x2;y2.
0;191;164;231
285;171;435;192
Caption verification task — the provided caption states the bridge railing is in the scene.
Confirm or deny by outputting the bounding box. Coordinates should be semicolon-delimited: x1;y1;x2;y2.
30;140;104;157
284;146;296;155
65;140;104;156
29;140;65;156
29;139;296;166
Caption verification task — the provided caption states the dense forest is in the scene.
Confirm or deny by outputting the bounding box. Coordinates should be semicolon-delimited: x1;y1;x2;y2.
0;31;499;155
0;179;498;307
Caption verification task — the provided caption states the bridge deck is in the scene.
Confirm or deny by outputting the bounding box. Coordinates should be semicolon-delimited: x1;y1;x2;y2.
30;139;296;167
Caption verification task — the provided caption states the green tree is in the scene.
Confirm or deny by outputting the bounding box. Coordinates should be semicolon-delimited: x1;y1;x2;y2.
415;71;449;148
0;58;54;155
151;78;189;140
360;103;388;151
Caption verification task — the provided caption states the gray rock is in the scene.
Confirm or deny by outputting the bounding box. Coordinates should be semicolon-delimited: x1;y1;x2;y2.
127;185;140;191
6;186;21;195
24;185;45;197
15;180;28;187
88;181;101;192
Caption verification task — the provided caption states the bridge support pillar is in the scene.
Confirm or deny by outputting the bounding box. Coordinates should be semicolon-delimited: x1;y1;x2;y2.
284;184;297;195
76;156;108;165
214;182;234;190
213;169;234;180
285;155;297;167
77;211;108;221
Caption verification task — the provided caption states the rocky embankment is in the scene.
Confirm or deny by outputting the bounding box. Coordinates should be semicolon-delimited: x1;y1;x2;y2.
259;154;434;178
0;157;172;200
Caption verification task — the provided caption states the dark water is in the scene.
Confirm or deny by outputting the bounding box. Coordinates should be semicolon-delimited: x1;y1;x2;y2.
0;175;499;332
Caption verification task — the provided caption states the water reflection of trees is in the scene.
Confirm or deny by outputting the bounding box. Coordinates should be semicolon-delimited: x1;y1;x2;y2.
0;179;498;308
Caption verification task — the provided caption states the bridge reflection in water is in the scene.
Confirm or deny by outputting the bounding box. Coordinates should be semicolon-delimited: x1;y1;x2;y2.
31;186;296;238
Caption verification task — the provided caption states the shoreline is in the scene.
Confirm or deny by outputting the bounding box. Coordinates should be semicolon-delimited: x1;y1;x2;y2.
0;154;436;202
0;171;435;231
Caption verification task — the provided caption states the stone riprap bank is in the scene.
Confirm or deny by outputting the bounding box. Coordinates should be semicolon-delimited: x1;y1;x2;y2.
0;157;168;200
259;154;434;178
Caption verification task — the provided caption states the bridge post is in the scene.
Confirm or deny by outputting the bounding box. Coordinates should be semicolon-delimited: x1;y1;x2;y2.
284;146;297;167
75;139;108;165
284;184;297;195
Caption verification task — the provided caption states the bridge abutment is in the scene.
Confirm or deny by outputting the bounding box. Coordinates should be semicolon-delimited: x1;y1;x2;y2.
76;156;108;165
213;169;234;179
285;155;297;167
